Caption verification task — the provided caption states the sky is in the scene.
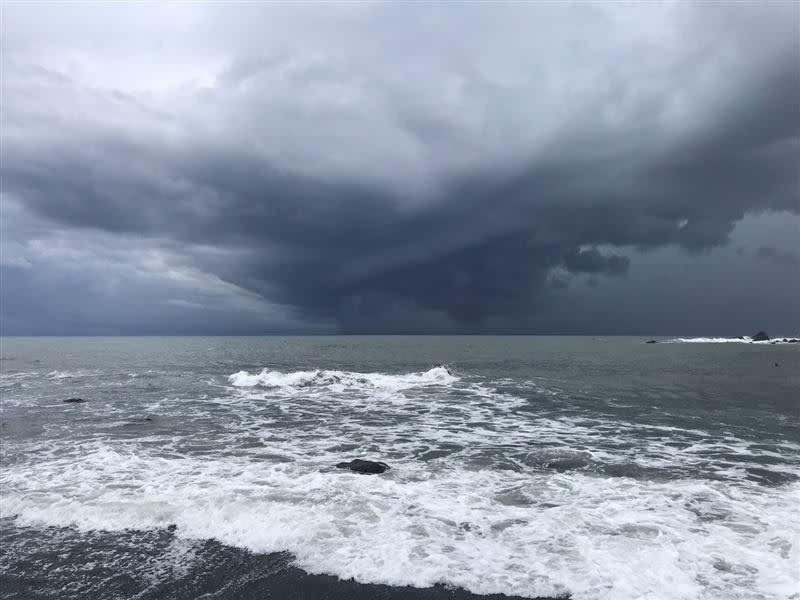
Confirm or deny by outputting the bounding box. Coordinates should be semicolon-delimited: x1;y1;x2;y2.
1;1;798;336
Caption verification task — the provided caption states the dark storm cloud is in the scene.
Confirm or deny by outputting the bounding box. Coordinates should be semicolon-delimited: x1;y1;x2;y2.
562;250;629;277
756;246;799;269
1;1;798;333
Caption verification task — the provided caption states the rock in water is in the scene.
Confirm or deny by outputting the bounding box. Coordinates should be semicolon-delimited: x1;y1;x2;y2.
63;398;86;404
751;331;769;341
645;340;657;344
335;459;390;474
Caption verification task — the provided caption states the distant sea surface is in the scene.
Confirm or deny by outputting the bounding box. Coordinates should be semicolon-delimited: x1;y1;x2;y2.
1;336;798;600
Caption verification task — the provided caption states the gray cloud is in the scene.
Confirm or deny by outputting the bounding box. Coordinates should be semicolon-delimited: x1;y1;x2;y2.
756;246;799;269
1;1;798;334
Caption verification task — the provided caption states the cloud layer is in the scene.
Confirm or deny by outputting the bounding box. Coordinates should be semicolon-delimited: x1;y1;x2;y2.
2;2;798;334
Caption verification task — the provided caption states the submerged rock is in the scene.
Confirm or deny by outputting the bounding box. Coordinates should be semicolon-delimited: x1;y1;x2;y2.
335;459;390;474
645;340;657;344
63;398;86;404
751;331;769;341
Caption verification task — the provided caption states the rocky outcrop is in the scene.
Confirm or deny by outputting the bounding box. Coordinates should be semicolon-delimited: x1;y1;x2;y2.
645;340;657;344
751;331;769;342
335;459;390;474
63;398;86;404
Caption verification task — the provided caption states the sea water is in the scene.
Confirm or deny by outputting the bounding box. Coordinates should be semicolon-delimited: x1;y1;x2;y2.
1;336;798;600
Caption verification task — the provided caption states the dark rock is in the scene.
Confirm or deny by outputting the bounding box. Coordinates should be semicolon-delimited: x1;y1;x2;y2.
789;339;799;343
645;340;657;344
335;459;390;474
63;398;86;404
166;524;177;532
782;339;788;342
775;363;779;367
751;331;769;341
736;336;744;340
458;522;485;535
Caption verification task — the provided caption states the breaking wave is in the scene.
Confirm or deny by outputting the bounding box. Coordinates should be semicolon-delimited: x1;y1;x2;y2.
3;351;799;600
228;366;458;391
666;337;798;344
2;438;798;600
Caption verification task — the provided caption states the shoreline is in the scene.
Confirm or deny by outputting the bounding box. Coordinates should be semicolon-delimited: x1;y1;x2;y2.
0;521;570;600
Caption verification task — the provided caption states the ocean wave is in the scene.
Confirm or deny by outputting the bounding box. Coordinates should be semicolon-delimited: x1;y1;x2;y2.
46;370;94;380
666;337;798;344
3;378;799;600
0;371;39;382
5;352;799;600
228;366;458;391
1;441;797;600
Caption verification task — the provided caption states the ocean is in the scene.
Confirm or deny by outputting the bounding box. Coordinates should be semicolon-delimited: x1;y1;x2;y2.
0;336;798;600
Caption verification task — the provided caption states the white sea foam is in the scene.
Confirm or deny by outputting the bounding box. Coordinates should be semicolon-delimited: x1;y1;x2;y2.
1;440;797;600
666;337;798;344
3;364;798;600
228;366;458;391
46;369;94;379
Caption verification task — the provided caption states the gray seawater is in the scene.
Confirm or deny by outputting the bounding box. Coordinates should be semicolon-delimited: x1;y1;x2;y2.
1;336;798;600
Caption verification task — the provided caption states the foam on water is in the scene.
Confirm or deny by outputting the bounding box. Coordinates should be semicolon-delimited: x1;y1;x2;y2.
228;366;458;391
2;364;798;600
0;518;204;598
666;337;798;344
2;441;798;600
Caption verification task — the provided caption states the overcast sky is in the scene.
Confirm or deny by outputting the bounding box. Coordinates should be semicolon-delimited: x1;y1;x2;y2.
1;1;798;335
